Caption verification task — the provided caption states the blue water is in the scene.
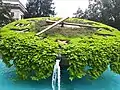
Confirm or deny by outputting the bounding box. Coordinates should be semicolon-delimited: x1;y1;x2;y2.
0;59;120;90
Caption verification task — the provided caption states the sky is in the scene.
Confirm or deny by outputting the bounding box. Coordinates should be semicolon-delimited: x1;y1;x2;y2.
20;0;89;17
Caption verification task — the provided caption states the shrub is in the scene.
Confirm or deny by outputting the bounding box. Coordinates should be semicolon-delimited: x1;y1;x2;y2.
0;17;120;80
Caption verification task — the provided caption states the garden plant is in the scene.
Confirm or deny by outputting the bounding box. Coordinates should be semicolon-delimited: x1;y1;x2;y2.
0;17;120;81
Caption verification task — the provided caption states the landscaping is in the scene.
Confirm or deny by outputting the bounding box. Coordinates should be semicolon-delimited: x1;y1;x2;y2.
0;17;120;81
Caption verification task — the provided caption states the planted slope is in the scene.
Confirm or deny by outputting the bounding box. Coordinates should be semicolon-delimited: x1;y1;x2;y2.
0;17;120;80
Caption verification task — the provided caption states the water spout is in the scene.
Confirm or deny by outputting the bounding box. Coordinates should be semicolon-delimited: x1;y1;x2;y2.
52;55;61;90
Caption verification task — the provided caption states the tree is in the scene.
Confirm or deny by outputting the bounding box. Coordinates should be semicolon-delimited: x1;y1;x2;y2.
25;0;55;18
0;0;13;28
74;0;120;30
73;8;84;18
74;0;103;20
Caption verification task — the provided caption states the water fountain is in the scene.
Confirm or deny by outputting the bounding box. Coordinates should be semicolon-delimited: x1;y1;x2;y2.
52;54;61;90
1;17;120;90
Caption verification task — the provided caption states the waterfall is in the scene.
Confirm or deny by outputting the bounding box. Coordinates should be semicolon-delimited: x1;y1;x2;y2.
52;59;61;90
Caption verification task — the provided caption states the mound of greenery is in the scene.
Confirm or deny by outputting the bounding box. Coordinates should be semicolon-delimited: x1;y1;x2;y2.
0;17;120;81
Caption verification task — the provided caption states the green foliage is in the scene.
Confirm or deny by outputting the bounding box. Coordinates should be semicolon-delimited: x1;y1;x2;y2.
1;17;120;81
0;1;14;28
74;0;120;30
65;36;120;80
25;0;55;18
0;29;58;80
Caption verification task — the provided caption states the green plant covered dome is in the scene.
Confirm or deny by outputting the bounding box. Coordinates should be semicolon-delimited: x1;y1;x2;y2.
0;17;120;81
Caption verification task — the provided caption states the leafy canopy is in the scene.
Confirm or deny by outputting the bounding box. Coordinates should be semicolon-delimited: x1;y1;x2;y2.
0;0;14;28
25;0;55;18
74;0;120;30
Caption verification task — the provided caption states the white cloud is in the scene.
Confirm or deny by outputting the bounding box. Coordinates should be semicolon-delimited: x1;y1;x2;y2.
20;0;89;17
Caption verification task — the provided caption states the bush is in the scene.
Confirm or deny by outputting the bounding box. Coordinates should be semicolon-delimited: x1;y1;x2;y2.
0;17;120;80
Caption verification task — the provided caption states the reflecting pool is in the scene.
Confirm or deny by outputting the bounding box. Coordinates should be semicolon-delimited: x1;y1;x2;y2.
0;59;120;90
